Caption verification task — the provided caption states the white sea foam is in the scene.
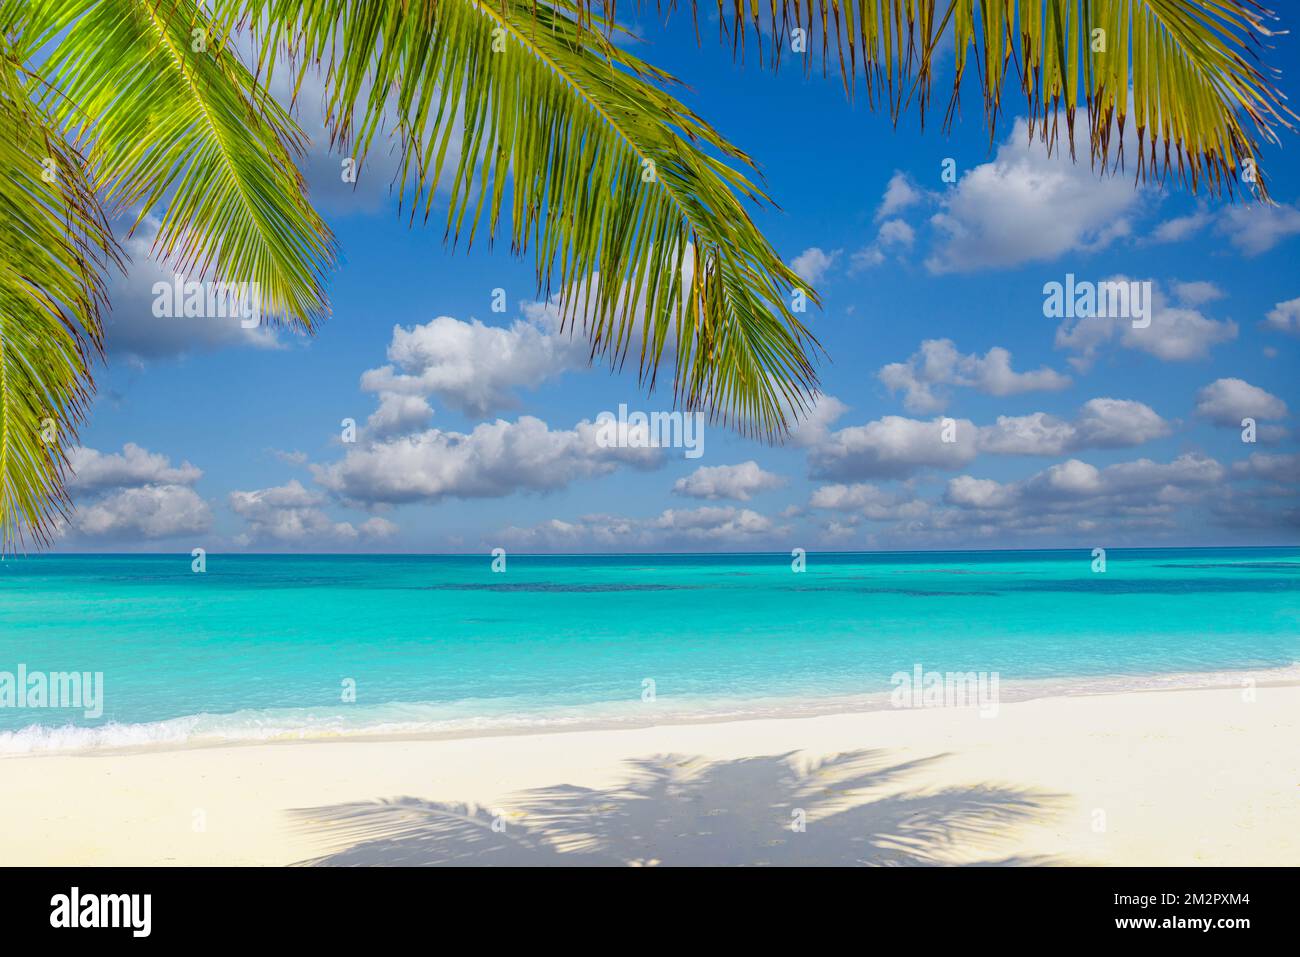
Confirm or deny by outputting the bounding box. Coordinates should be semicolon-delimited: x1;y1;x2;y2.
3;663;1297;755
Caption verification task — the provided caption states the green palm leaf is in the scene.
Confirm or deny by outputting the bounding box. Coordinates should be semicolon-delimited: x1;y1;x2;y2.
28;0;336;326
696;0;1294;199
0;17;118;549
1;0;1294;550
218;0;823;438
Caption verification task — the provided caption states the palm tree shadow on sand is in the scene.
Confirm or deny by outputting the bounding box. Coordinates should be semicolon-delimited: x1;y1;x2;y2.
288;749;1066;866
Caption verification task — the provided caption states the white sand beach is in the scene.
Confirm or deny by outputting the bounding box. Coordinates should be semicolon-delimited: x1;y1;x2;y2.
3;683;1297;866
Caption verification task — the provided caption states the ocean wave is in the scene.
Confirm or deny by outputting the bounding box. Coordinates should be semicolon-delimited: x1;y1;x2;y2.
3;663;1298;755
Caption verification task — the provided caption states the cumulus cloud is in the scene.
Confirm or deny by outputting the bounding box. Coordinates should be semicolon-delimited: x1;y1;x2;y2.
1263;297;1300;336
1194;378;1288;426
229;480;397;545
878;339;1071;413
69;443;202;492
649;506;777;541
852;218;916;270
1148;206;1213;244
60;444;211;542
313;415;663;506
944;452;1226;518
895;446;1259;543
1168;280;1224;306
500;506;781;550
74;485;212;541
876;171;925;220
359;310;588;420
807;415;979;480
944;475;1018;509
1054;277;1237;369
1207;487;1300;533
787;393;851;449
976;399;1171;455
1147;201;1300;257
364;258;697;425
252;43;461;216
64;444;210;542
790;247;839;284
672;461;786;501
807;482;929;520
850;172;932;268
104;219;284;361
1231;452;1299;483
800;396;1170;483
270;449;309;467
925;119;1139;273
1067;398;1173;447
283;71;409;216
1216;202;1300;256
366;392;435;438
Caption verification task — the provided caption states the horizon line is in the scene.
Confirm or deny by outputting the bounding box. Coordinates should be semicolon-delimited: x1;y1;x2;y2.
16;543;1299;559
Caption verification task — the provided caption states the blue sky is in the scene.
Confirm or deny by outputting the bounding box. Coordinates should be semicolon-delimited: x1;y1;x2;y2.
56;15;1300;553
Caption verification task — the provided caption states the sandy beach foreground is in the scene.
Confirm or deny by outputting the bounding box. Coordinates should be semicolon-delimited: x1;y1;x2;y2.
3;684;1297;866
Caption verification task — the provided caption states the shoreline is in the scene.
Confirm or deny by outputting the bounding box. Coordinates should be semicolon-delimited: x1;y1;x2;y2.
3;662;1299;758
3;682;1298;865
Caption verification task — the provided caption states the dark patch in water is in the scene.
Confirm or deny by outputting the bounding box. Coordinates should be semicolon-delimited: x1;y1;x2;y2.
893;568;1023;576
795;587;1004;597
1154;562;1300;570
795;577;1296;596
419;583;694;593
1013;578;1297;594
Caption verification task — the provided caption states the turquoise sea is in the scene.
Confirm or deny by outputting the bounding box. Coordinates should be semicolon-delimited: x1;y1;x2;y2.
1;547;1297;751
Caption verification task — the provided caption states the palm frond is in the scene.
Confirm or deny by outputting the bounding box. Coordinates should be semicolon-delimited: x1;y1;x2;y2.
0;19;118;549
696;0;1295;200
28;0;336;327
218;0;822;438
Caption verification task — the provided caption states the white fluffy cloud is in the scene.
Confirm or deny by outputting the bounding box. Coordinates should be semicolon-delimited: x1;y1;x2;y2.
1148;202;1300;257
879;339;1070;413
63;444;211;542
1149;207;1213;244
360;310;588;420
75;486;212;541
672;461;786;501
945;452;1226;514
365;392;435;438
229;480;397;545
1054;277;1237;369
1216;202;1300;256
790;247;839;284
501;505;780;550
1168;280;1225;307
840;447;1267;547
1264;297;1300;336
807;482;929;520
802;397;1168;480
808;415;979;480
852;218;916;270
976;399;1171;455
313;415;662;506
362;259;701;425
876;171;925;220
104;219;285;362
69;443;202;491
253;43;462;216
925;119;1139;273
1194;378;1288;426
1232;452;1299;483
944;475;1018;509
787;393;852;449
62;444;207;541
271;449;310;467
